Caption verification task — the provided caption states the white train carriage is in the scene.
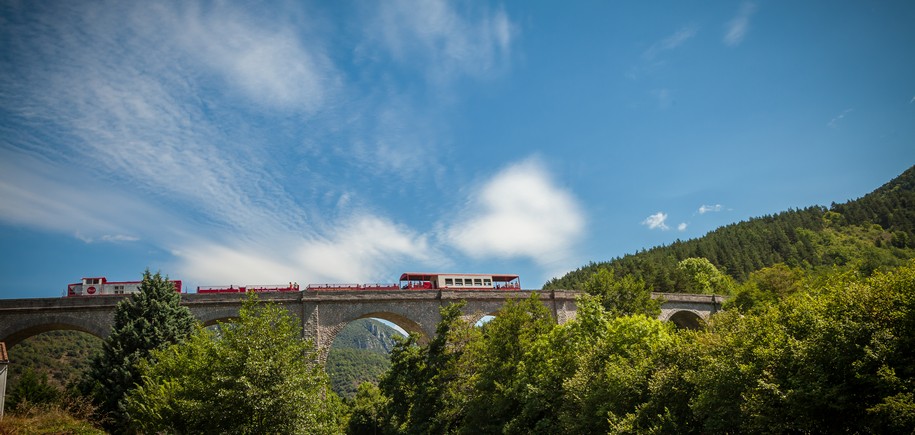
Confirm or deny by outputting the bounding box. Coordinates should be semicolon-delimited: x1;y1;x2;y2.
66;277;182;296
398;273;521;290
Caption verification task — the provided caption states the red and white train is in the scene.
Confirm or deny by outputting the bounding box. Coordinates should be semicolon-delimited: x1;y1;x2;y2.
66;277;183;296
65;273;520;296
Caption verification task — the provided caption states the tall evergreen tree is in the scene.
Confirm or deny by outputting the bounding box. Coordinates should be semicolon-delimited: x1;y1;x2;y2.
82;270;195;432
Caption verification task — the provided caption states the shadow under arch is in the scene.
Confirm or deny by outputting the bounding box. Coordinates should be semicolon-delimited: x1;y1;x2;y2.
2;319;109;349
199;316;241;329
668;310;704;330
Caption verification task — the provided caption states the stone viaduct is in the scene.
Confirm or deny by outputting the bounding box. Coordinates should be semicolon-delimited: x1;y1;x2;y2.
0;290;722;360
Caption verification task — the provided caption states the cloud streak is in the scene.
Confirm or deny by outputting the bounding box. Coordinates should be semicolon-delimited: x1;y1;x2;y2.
724;2;757;47
369;0;516;84
828;108;853;128
699;204;724;214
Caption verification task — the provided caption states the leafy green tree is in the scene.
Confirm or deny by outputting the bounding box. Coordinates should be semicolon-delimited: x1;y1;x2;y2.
582;268;661;318
728;263;806;311
561;315;676;434
379;302;476;434
461;295;556;433
346;382;391;435
126;293;343;434
82;270;195;432
676;257;733;294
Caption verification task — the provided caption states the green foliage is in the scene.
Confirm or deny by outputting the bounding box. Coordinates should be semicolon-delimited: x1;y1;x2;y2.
332;318;401;354
676;257;733;294
7;330;102;394
379;302;477;434
728;263;806;311
81;269;195;432
461;295;556;433
327;348;392;399
126;293;343;434
371;261;915;433
6;368;60;411
346;382;392;435
327;318;403;399
582;268;661;317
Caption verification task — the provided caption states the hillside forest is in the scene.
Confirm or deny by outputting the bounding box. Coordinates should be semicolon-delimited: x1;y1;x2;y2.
1;165;914;433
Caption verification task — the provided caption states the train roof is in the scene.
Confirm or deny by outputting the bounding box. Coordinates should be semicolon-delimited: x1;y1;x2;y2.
399;272;520;282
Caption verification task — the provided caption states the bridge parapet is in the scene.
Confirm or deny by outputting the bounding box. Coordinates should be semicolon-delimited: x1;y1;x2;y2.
0;290;719;355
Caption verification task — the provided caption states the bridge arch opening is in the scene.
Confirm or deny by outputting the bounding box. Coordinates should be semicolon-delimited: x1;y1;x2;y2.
325;314;419;399
5;330;103;399
668;310;704;330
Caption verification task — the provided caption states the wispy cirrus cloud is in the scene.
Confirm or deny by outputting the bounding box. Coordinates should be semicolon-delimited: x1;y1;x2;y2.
445;157;585;269
699;204;724;214
724;1;757;47
643;25;699;61
828;108;853;128
642;212;670;231
367;0;516;84
0;1;525;290
628;25;698;79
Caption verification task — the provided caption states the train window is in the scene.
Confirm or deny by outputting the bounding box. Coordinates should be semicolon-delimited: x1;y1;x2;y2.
474;279;482;286
455;278;464;286
484;279;492;286
445;278;453;286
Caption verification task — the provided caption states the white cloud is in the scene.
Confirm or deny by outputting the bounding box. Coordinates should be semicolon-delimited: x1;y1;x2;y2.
828;108;853;128
699;204;724;214
369;0;516;83
170;3;339;111
642;212;670;231
643;25;698;61
0;150;173;242
445;158;585;267
678;222;688;231
175;215;436;287
724;2;757;47
628;25;697;79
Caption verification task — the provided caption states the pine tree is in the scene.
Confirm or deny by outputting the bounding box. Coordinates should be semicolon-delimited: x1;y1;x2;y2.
82;270;195;432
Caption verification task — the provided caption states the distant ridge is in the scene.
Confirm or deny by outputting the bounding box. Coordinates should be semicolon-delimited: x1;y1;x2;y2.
545;165;915;292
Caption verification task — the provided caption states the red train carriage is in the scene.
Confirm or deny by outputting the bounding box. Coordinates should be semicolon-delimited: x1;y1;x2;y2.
66;277;182;296
196;283;300;294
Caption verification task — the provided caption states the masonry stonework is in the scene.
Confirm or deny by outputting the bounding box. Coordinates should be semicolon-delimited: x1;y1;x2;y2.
0;290;722;361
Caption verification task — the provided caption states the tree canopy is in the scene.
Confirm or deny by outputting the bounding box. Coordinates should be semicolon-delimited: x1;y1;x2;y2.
82;270;195;432
126;293;344;434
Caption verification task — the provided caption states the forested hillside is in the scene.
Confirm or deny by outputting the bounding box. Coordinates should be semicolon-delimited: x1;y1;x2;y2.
326;318;403;398
545;165;915;292
5;330;102;392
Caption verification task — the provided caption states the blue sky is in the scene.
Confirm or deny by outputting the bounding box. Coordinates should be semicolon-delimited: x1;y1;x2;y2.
1;1;914;298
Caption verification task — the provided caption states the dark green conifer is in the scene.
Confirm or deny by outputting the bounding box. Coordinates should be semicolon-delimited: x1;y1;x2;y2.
82;269;195;432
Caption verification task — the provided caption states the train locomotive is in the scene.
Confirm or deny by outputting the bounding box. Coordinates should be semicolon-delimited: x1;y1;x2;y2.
65;273;520;296
66;277;182;296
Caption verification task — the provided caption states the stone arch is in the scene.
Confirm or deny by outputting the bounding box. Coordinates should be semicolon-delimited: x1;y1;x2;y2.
1;315;110;349
326;311;427;345
317;310;431;365
667;310;704;330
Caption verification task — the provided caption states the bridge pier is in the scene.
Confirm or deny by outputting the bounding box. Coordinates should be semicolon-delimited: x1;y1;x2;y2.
0;290;723;358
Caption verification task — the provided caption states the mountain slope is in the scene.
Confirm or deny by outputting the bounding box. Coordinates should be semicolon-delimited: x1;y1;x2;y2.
545;165;915;292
